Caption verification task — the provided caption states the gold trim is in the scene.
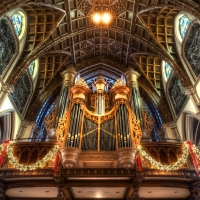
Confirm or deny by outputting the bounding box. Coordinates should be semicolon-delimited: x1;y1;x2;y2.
100;128;116;138
82;128;98;138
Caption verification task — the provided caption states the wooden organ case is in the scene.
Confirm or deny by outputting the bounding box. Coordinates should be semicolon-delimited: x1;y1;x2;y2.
55;68;143;169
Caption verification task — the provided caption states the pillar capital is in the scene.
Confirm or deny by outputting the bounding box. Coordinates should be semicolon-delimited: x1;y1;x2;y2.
124;67;140;88
61;64;77;87
1;82;14;93
0;81;14;105
185;85;200;106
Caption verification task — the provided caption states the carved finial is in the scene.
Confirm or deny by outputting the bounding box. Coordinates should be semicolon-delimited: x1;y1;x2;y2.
95;74;106;84
93;75;107;93
75;77;90;89
111;78;125;89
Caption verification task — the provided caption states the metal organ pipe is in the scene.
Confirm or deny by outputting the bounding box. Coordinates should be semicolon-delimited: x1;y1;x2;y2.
96;94;104;115
66;77;91;149
56;87;69;126
117;104;131;148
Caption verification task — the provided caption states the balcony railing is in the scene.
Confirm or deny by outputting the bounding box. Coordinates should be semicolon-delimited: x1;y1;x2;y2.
0;139;195;173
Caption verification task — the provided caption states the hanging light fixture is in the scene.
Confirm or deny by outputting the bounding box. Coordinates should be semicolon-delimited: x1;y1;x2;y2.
92;12;112;25
102;12;111;24
93;13;101;24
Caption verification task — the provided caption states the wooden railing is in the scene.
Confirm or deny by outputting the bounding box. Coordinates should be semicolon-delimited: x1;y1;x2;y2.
1;142;56;169
0;141;195;171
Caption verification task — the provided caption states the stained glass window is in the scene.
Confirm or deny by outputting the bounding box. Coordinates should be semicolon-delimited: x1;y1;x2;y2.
179;15;190;39
165;62;172;79
11;12;23;37
28;61;35;76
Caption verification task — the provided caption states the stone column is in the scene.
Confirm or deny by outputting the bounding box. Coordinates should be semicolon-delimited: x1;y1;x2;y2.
16;120;36;141
168;122;181;141
124;67;143;127
55;65;77;127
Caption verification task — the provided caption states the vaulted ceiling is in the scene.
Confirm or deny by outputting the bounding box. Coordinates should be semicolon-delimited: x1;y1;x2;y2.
1;0;200;122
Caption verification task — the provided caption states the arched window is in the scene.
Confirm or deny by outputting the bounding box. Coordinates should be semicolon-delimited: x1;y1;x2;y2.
165;62;172;79
28;61;35;76
179;15;190;39
11;12;23;37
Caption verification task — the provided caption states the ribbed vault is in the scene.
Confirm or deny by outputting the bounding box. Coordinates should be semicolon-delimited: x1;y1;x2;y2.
2;0;200;122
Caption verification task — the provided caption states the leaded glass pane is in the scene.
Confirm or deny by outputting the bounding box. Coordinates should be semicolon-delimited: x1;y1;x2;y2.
165;62;172;79
179;15;190;39
28;61;35;76
11;12;23;37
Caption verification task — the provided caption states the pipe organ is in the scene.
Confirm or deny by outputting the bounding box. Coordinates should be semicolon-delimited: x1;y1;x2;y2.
54;66;144;151
40;64;158;169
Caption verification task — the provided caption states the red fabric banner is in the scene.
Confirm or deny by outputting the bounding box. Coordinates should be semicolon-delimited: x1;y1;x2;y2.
0;140;10;165
53;153;60;175
136;154;142;172
186;141;199;176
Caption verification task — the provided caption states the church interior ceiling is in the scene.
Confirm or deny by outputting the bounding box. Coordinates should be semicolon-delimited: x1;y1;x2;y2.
1;0;200;122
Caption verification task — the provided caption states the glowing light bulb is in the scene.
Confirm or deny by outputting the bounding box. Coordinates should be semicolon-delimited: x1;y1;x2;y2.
102;13;111;24
93;13;101;23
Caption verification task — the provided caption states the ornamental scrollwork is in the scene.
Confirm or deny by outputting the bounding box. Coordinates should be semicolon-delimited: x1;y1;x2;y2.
142;107;155;134
71;99;85;110
75;77;90;89
85;110;98;124
56;111;68;147
111;78;125;89
44;106;57;134
100;112;115;124
130;111;142;144
115;99;128;109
